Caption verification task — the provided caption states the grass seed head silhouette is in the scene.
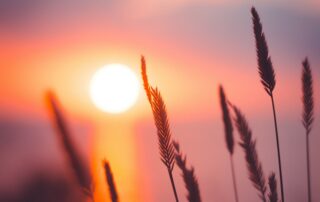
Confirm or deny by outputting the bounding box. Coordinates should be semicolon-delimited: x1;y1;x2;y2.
219;85;239;202
302;58;314;135
46;91;93;199
251;7;276;96
251;7;284;201
302;57;314;202
150;87;176;171
219;85;234;154
232;104;266;202
103;160;119;202
141;55;152;104
268;173;278;202
141;56;179;202
173;141;202;202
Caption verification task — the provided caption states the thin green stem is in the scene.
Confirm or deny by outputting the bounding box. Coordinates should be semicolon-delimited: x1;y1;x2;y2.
230;155;239;202
270;94;284;202
168;168;179;202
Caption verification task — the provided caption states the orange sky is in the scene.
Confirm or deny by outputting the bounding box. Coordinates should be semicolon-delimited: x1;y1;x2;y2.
1;1;320;201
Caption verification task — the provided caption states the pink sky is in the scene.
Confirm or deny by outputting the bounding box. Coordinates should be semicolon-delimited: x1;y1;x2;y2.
0;1;320;201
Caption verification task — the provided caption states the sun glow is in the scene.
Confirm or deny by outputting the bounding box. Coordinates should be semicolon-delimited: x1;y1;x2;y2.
90;64;139;114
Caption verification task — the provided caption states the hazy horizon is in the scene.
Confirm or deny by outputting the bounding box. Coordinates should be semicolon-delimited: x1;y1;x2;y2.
0;1;320;201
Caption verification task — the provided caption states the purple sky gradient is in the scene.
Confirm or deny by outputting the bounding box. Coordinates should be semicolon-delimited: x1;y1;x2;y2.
0;1;320;201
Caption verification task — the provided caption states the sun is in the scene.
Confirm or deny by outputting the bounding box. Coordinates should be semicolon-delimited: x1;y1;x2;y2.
90;64;140;114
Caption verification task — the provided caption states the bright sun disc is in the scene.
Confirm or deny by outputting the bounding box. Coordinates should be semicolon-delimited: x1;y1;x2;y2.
90;64;139;114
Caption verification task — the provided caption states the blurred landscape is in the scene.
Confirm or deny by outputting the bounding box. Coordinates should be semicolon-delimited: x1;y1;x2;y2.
1;0;320;201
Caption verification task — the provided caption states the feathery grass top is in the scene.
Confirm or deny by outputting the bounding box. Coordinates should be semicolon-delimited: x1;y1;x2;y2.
173;141;202;202
232;105;266;201
150;87;175;171
302;58;314;135
251;7;276;96
141;56;152;103
268;173;278;202
219;86;234;154
141;56;179;202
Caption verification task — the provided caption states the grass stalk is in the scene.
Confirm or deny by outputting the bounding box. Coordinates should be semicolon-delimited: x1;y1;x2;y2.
270;94;284;202
230;156;239;202
168;168;180;202
306;134;311;202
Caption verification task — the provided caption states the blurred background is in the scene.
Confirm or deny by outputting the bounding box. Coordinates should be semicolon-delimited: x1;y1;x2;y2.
0;0;320;201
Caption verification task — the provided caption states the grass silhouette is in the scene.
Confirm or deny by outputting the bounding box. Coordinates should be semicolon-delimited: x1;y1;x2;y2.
251;7;284;202
302;58;314;202
46;91;94;201
141;56;180;202
219;85;239;202
103;160;119;202
34;6;317;202
231;104;267;202
173;140;202;202
268;172;278;202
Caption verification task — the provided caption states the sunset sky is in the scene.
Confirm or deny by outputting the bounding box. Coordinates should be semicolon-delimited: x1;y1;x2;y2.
1;0;320;201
